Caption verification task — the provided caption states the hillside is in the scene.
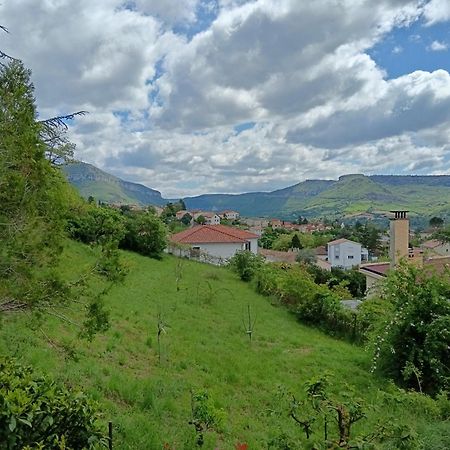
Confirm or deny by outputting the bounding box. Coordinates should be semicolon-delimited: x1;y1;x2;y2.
1;241;448;448
63;162;450;219
63;162;166;206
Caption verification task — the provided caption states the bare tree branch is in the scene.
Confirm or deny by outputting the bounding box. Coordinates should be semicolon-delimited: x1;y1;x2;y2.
39;111;88;130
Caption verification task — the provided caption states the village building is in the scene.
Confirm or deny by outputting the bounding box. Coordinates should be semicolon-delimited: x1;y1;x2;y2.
220;210;240;221
421;239;450;256
202;212;221;225
327;238;369;269
169;224;258;264
360;211;450;297
314;245;328;261
175;210;190;220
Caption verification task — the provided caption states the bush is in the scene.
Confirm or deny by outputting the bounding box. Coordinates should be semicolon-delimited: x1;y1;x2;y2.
120;212;168;259
253;263;359;339
0;358;106;449
373;263;450;395
68;205;125;246
228;251;263;282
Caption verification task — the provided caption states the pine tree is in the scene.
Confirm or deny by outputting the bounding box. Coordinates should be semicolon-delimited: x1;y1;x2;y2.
0;61;69;309
291;234;302;249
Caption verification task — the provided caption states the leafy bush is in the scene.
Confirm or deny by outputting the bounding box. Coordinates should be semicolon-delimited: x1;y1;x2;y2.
68;205;125;246
228;250;264;282
120;212;168;259
189;390;225;447
0;358;106;449
372;263;450;394
253;263;360;340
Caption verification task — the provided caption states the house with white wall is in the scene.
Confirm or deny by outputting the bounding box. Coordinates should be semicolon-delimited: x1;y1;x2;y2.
327;238;368;269
202;213;221;225
169;224;258;264
221;210;240;221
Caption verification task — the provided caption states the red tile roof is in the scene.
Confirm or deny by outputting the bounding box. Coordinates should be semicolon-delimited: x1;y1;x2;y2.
170;224;259;244
422;239;442;249
359;262;390;277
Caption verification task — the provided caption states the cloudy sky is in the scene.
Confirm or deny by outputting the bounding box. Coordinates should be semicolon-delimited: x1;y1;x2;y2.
1;0;450;197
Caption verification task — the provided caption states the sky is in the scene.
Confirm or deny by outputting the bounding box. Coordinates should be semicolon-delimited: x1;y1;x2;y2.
1;0;450;197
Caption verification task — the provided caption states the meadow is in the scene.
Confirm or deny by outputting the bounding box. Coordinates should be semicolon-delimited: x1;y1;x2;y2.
1;240;448;449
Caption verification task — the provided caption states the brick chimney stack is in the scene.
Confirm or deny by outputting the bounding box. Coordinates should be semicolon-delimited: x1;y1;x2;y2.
389;210;409;268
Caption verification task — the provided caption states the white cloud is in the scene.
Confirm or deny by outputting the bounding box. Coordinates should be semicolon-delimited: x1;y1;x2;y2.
2;0;450;197
392;45;403;54
133;0;200;25
423;0;450;25
428;40;448;51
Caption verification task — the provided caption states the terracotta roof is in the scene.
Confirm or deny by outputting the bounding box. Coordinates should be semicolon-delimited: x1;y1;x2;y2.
359;262;390;277
170;224;258;244
422;239;443;249
314;245;327;256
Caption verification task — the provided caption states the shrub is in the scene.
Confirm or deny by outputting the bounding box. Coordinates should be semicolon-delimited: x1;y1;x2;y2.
228;251;264;282
68;205;125;246
120;212;168;259
0;358;106;449
373;263;450;395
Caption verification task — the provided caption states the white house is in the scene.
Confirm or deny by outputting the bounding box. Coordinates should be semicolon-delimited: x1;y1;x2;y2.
221;210;240;221
327;238;368;269
202;213;221;225
169;224;259;264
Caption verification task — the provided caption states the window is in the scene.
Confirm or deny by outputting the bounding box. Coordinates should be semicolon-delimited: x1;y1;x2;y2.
190;246;201;258
245;242;251;251
348;255;354;259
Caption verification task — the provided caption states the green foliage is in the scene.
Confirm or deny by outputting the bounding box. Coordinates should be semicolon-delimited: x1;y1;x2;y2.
272;234;294;251
306;265;366;298
429;216;444;228
276;374;421;450
0;358;106;449
180;212;192;226
189;390;225;447
290;234;302;249
0;241;448;447
372;263;450;394
228;250;264;282
0;60;72;309
195;215;206;225
120;212;168;259
68;205;125;246
259;227;289;249
254;263;366;341
160;201;185;225
295;248;316;265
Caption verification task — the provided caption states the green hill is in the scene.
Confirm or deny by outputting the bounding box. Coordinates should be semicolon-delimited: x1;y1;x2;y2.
1;241;447;448
63;162;450;220
63;162;166;206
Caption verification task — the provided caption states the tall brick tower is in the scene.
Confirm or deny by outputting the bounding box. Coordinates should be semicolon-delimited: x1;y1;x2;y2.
389;210;409;268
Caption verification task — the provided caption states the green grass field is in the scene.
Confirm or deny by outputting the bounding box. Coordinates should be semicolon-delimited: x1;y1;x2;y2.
0;241;448;449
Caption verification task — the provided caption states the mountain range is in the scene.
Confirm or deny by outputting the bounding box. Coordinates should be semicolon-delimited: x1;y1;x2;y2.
63;162;450;220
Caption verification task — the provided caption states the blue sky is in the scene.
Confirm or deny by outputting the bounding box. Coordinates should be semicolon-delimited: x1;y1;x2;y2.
2;0;450;197
370;18;450;78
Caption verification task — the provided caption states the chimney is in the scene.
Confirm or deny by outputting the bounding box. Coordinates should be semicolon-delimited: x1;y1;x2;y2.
389;210;409;268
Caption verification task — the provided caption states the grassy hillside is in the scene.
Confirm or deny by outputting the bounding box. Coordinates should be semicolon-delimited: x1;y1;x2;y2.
63;162;166;206
2;241;447;448
63;162;450;221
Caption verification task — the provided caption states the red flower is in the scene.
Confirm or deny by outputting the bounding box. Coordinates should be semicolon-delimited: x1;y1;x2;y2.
235;443;249;450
